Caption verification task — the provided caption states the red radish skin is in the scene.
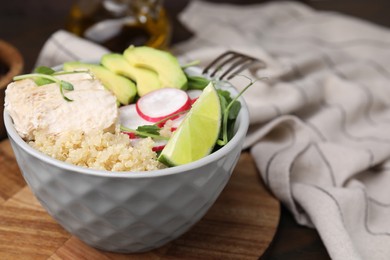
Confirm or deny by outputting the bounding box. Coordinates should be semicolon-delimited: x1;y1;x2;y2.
136;88;191;122
119;88;205;152
153;139;168;151
120;103;171;151
126;137;167;151
190;99;198;105
187;89;203;105
152;145;165;152
123;132;137;139
119;104;153;130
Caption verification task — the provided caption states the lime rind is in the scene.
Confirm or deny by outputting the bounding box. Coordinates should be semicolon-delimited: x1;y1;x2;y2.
158;82;221;166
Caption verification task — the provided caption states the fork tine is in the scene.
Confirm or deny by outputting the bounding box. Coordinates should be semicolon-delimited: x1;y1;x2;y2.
226;58;266;80
202;50;266;80
202;51;236;75
219;56;254;80
209;54;242;78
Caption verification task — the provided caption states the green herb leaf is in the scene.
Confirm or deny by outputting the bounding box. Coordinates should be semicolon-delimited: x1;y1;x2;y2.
136;125;160;136
62;94;74;102
187;75;210;90
227;117;237;140
34;66;55;75
120;125;169;140
228;100;241;120
13;72;75;102
60;80;74;91
34;77;54;86
218;93;228;112
216;77;257;147
59;82;74;102
217;89;233;104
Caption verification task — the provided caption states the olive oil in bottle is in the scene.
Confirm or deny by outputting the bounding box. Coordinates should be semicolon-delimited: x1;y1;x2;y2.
66;0;171;52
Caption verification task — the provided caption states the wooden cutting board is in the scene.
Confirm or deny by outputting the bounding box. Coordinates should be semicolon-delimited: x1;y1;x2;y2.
0;138;280;259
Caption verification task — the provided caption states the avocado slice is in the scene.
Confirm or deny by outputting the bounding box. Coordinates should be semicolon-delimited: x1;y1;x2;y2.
63;61;137;105
101;53;161;97
123;46;187;90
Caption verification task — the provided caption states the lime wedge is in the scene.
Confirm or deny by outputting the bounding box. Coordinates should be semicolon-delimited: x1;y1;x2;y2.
158;82;221;166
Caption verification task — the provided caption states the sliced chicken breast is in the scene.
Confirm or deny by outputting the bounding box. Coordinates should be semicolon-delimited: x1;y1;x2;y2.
4;72;118;140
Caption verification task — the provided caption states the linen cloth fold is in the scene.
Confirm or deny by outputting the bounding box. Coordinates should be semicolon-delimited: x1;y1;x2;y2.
35;2;390;259
174;1;390;260
35;30;110;68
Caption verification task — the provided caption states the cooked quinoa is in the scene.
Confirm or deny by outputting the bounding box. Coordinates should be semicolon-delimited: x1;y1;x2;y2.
29;129;166;172
160;119;174;138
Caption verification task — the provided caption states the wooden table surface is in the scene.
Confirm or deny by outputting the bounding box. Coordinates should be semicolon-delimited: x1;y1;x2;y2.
2;0;390;259
0;139;280;259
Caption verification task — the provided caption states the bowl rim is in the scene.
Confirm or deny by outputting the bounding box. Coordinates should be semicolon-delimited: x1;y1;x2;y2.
4;76;250;179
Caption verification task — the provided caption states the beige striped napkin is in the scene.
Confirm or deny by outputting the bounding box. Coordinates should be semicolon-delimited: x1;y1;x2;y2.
176;1;390;260
35;1;390;258
174;1;390;260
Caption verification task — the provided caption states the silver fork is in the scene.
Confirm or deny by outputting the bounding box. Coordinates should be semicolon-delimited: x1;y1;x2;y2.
202;50;266;80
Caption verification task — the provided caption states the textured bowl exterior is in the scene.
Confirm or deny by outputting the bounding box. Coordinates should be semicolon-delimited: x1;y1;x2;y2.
4;82;249;253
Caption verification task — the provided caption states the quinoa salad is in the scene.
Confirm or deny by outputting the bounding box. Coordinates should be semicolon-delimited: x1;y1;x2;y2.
4;46;245;172
30;128;164;172
5;71;168;171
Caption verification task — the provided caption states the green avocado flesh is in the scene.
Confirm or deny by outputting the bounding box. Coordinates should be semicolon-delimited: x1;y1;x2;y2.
63;61;137;105
123;46;187;90
101;53;161;97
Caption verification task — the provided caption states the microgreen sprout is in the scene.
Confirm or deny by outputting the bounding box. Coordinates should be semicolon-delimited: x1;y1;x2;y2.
12;66;79;102
181;60;201;69
120;125;169;140
216;75;258;146
120;110;189;140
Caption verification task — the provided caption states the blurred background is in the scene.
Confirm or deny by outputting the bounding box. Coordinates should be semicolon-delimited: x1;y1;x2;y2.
1;1;390;258
1;0;390;72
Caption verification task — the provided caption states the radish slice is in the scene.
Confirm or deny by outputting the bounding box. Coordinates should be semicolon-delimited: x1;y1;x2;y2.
119;104;153;130
136;88;191;122
120;103;170;151
153;145;165;152
171;114;187;131
152;139;168;152
187;89;203;102
123;132;137;139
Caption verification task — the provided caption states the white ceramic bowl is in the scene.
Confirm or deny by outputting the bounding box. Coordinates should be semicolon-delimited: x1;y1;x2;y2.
4;78;249;253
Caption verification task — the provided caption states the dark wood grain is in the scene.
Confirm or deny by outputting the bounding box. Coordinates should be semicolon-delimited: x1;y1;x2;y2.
0;139;280;259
